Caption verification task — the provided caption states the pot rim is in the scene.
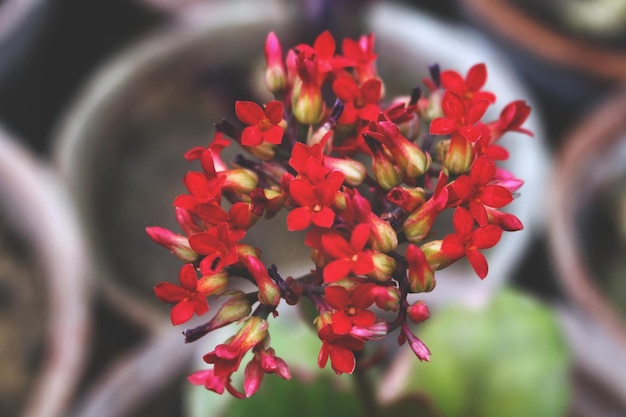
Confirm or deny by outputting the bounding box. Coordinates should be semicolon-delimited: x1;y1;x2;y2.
548;88;626;349
460;0;626;82
0;125;91;417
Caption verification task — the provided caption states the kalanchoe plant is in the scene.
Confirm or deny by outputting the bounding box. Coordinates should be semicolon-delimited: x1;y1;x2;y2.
147;30;532;399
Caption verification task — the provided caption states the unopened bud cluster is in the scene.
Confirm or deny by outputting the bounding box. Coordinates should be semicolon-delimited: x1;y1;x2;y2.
148;30;532;398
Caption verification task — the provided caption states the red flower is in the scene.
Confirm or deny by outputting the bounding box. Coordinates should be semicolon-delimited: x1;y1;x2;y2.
448;155;514;225
325;283;376;334
188;223;246;274
317;323;365;374
441;63;496;104
286;177;341;231
173;171;225;214
342;34;378;84
235;100;284;147
288;142;324;175
430;91;490;142
332;77;382;125
486;100;533;140
441;206;503;279
244;346;291;397
321;224;375;282
184;132;231;173
203;317;268;384
188;369;233;397
154;264;227;325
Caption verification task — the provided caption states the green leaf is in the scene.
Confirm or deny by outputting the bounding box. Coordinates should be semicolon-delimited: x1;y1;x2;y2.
394;289;571;417
227;374;364;417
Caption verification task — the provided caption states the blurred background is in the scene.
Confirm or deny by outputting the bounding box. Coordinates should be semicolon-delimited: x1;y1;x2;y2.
0;0;625;416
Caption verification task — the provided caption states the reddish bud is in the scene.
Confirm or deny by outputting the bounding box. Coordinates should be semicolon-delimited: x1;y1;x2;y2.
405;244;435;293
386;186;426;213
146;226;198;262
366;213;398;253
222;168;259;194
366;252;396;282
246;256;281;307
419;240;456;271
292;79;323;125
441;134;474;174
323;156;367;186
403;186;449;244
264;32;287;93
370;285;401;311
407;301;430;323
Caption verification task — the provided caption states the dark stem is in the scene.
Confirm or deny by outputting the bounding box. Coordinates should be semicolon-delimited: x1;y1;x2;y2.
352;357;382;417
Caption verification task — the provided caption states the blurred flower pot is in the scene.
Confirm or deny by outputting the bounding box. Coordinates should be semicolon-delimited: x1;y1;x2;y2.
459;0;626;135
547;88;626;412
52;0;549;333
0;125;90;417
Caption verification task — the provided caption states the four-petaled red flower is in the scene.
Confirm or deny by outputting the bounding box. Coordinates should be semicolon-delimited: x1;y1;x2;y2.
236;100;284;147
332;77;382;125
441;63;496;104
321;223;375;282
441;206;503;279
154;264;226;325
430;91;490;142
286;177;341;231
448;155;514;225
325;283;376;334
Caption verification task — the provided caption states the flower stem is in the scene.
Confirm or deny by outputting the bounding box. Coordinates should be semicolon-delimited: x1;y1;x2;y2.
352;358;382;417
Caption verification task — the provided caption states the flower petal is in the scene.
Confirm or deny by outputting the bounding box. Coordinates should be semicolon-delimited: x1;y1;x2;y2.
236;101;265;125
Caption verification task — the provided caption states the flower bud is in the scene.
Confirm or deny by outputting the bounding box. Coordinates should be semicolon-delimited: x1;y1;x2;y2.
386;186;426;213
370;285;401;311
399;322;431;362
292;79;323;125
405;244;435;293
146;226;198;262
244;141;275;161
323;156;367;186
222;168;259;194
419;89;443;121
351;321;388;340
185;291;253;342
264;32;287;94
366;252;396;282
231;316;269;354
175;207;203;235
197;270;229;297
407;300;430;323
442;134;474;175
236;244;261;265
372;147;402;191
314;311;334;332
246;256;281;307
402;186;449;244
367;213;398;253
485;206;523;231
420;240;456;271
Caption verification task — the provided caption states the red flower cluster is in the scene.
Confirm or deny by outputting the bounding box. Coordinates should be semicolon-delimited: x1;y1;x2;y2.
148;30;532;397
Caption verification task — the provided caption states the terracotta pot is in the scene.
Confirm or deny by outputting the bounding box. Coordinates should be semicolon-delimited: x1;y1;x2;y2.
52;0;549;334
547;88;626;410
0;125;90;417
